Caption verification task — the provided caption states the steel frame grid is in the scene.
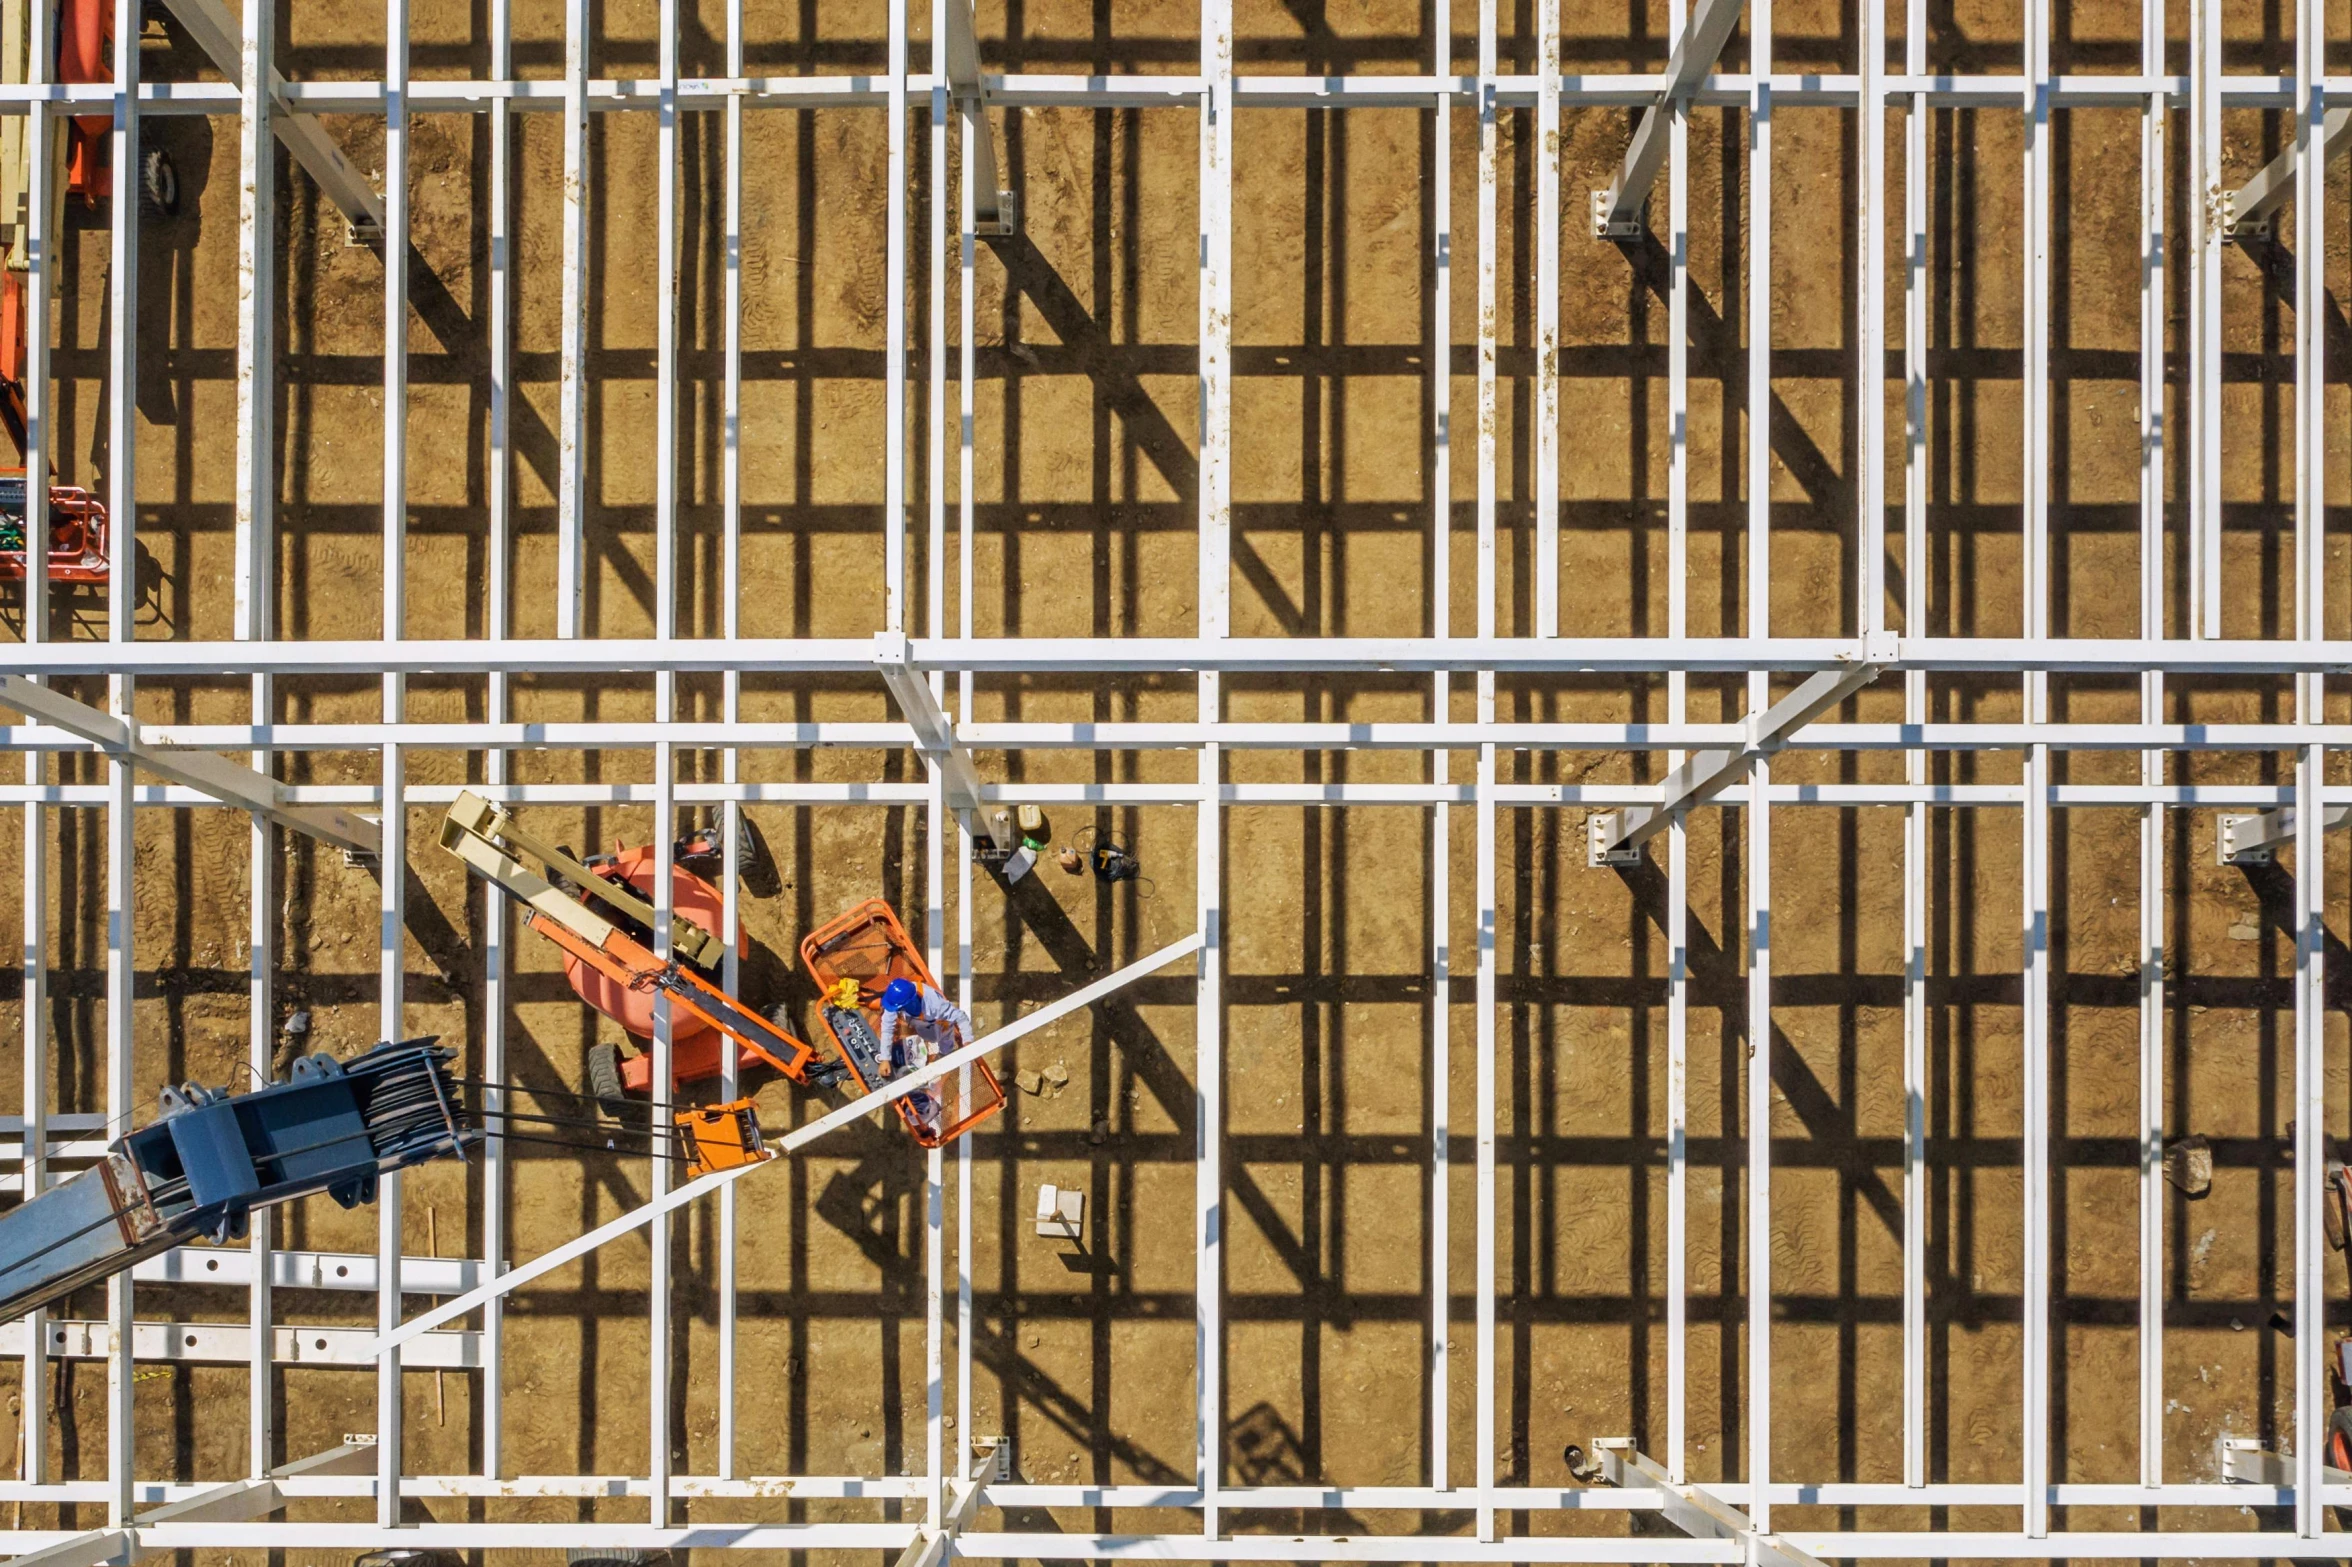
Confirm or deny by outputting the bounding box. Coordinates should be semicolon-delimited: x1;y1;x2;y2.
0;0;2342;1558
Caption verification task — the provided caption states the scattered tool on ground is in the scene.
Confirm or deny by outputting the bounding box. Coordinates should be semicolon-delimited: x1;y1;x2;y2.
0;1038;475;1323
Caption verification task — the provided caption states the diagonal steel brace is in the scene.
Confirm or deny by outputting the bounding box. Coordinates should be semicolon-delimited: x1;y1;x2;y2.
0;674;379;856
875;631;1015;851
1588;637;1892;865
157;0;386;241
1590;0;1748;238
941;0;1015;235
1595;1439;1830;1567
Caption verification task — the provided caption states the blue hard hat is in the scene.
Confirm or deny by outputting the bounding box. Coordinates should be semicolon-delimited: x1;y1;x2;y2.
882;978;922;1014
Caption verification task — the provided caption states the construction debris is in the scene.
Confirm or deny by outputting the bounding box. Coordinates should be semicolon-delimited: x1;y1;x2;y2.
2164;1135;2213;1198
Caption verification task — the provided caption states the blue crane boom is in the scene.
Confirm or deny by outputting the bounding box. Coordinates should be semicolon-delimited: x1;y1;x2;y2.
0;1038;476;1323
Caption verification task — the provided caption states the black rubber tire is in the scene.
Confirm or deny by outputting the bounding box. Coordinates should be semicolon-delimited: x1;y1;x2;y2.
137;145;177;222
565;1552;661;1567
586;1042;629;1119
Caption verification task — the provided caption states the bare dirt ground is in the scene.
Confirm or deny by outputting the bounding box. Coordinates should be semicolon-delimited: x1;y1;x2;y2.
0;0;2347;1557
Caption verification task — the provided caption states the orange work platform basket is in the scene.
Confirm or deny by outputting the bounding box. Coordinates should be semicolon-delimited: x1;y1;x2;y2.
800;898;1004;1148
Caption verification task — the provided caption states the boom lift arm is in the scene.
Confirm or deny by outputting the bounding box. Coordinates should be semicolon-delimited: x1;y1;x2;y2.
439;791;840;1090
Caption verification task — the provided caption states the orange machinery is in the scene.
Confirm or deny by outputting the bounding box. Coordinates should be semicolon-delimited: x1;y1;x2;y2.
438;792;845;1102
800;899;1007;1149
0;273;105;587
0;0;176;590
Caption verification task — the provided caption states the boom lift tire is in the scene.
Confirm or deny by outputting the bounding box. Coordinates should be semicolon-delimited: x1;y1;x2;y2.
137;142;175;221
586;1042;628;1120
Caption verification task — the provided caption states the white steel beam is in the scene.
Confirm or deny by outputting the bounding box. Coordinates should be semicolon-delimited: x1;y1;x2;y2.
884;0;907;634
939;0;1012;232
555;0;589;636
1899;0;1926;1490
154;0;384;237
2188;0;2222;636
13;633;2352;678
2135;0;2166;1487
480;0;514;1482
1588;648;1891;859
1591;0;1747;233
874;631;1014;850
715;0;745;1486
1427;0;1453;1495
1473;0;1498;1534
0;676;377;853
1663;0;1690;1480
4;1441;377;1567
103;1;136;1522
1197;0;1232;1529
1534;0;1558;633
2227;105;2348;234
2218;802;2350;863
0;1319;480;1369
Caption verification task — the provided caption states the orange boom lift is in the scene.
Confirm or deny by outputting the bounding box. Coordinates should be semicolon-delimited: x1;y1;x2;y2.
438;792;846;1100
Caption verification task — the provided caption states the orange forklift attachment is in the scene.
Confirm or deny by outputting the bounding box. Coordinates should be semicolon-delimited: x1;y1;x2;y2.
675;1099;770;1179
800;898;1006;1148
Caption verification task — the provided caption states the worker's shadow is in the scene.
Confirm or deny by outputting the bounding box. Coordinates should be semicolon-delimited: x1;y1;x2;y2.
812;1127;929;1268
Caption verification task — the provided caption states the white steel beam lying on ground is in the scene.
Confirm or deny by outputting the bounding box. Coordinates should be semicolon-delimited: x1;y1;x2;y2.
154;0;384;238
1590;0;1747;234
1595;1443;1826;1567
8;1441;376;1567
874;631;1014;851
2228;106;2349;235
370;932;1203;1356
0;675;378;854
1586;644;1891;860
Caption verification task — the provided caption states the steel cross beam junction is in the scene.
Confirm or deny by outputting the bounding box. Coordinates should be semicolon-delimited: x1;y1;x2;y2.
1587;644;1891;863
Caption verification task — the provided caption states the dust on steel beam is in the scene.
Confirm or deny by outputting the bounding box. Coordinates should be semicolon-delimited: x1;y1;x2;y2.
1592;1441;1829;1567
155;0;386;240
0;675;380;857
1587;641;1891;864
874;631;1015;851
1590;0;1748;238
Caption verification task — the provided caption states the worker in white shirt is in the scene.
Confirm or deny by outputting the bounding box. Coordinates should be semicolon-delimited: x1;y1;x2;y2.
876;977;972;1134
